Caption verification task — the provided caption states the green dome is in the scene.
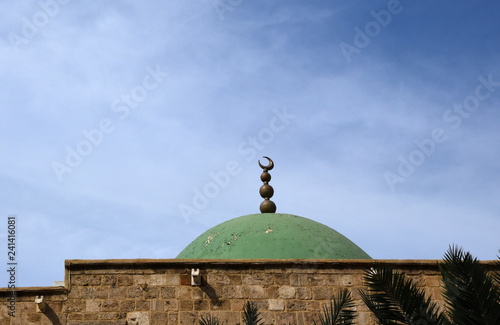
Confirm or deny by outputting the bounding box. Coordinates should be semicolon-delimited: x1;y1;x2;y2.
176;213;371;259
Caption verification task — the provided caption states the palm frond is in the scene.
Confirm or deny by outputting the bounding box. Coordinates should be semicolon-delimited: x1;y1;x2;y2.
439;245;500;325
199;314;221;325
359;265;445;325
493;251;500;286
244;301;264;325
313;288;357;325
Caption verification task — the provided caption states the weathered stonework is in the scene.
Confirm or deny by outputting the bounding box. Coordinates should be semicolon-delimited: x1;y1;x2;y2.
0;259;498;325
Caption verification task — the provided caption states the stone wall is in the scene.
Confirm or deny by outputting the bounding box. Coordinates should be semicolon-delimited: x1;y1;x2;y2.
1;259;496;325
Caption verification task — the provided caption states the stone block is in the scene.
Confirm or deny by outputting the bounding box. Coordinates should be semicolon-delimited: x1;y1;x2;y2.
150;311;169;325
228;275;242;285
95;286;110;299
135;300;149;311
102;300;119;312
230;299;245;311
126;311;149;325
151;300;164;312
109;286;126;298
65;300;85;313
220;311;241;324
312;286;333;300
99;312;126;320
287;300;307;311
86;300;101;312
68;313;84;320
165;300;179;311
207;274;231;285
412;275;426;287
160;286;176;299
167;312;179;324
260;311;275;324
297;311;305;325
297;287;312;300
101;275;118;286
117;275;134;286
165;274;180;286
177;286;192;299
83;313;99;320
180;274;191;285
134;275;147;285
72;275;102;286
306;301;320;311
265;285;279;299
242;274;273;285
341;275;353;286
179;300;194;311
211;299;231;310
251;300;269;311
273;274;290;285
309;274;329;286
72;286;93;299
144;287;159;299
127;287;143;299
119;300;135;312
278;285;296;299
221;285;244;299
425;276;442;287
290;273;309;286
193;299;210;311
243;285;266;299
179;311;197;325
353;274;363;286
149;274;167;286
192;287;205;299
276;311;297;324
268;299;285;311
67;321;96;325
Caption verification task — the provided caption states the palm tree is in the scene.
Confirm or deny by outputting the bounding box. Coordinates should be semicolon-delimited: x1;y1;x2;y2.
199;314;221;325
243;301;264;325
439;246;500;324
360;246;500;325
359;265;444;325
314;288;357;325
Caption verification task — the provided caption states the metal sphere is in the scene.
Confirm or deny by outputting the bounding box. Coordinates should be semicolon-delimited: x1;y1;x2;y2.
260;172;271;182
260;200;277;213
259;184;274;199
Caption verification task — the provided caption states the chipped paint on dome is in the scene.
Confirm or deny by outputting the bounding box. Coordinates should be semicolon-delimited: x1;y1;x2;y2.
176;213;371;259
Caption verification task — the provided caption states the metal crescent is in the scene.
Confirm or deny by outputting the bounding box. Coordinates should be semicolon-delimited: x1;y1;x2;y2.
258;156;274;170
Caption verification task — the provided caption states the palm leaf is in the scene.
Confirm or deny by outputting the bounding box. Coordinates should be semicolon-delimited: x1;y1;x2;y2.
493;251;500;287
359;265;445;325
244;301;264;325
439;245;500;325
199;314;221;325
313;288;357;325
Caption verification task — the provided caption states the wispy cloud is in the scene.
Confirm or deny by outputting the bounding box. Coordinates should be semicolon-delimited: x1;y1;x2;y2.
1;1;499;286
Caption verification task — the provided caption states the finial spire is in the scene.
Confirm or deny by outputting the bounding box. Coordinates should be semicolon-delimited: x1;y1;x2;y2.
258;156;276;213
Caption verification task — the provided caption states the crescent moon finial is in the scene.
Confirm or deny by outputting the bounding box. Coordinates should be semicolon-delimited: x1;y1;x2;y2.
258;156;274;170
258;156;276;213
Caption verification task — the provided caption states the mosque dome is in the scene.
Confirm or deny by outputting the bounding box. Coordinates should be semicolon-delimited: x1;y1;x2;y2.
176;213;371;259
176;157;371;259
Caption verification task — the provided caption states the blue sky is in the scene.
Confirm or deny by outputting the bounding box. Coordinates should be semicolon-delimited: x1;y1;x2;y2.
1;0;499;287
